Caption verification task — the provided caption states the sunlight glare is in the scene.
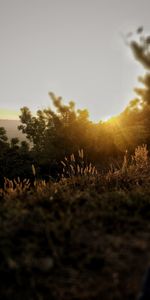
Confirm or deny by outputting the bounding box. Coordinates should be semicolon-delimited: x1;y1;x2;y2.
101;115;112;122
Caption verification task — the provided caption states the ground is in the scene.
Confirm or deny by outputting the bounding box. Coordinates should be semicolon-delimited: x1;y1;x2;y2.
0;181;150;300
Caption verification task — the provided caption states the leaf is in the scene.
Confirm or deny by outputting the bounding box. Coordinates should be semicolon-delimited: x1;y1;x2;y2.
32;164;36;176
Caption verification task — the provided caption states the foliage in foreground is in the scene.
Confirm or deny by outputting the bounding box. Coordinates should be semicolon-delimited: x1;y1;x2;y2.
0;145;150;300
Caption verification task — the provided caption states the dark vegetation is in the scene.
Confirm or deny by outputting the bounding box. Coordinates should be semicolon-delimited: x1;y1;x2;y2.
0;28;150;299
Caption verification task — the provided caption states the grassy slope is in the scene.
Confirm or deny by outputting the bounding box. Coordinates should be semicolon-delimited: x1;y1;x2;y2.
0;174;150;300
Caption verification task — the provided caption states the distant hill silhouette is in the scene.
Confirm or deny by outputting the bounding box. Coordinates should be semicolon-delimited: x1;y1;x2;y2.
0;119;27;142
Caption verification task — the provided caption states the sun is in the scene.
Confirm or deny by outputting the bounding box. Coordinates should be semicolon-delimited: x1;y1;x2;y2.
101;115;112;122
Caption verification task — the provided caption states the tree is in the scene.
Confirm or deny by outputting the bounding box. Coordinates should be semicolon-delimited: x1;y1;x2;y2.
127;28;150;144
130;27;150;70
129;28;150;107
18;93;96;177
0;127;8;143
0;127;9;153
10;137;19;149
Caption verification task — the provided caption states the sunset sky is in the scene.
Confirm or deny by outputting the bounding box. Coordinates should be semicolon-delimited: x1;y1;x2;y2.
0;0;149;122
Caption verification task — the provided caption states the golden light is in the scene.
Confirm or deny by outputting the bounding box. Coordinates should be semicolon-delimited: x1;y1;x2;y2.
101;115;112;122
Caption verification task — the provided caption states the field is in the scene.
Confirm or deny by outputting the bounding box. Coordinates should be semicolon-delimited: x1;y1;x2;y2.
0;146;150;300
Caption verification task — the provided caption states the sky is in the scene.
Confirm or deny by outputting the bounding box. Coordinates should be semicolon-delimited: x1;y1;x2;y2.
0;0;150;122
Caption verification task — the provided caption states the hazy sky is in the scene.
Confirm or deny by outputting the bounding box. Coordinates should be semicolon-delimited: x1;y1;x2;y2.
0;0;150;121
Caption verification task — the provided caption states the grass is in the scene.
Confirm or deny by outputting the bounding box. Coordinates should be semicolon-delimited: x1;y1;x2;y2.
0;145;150;299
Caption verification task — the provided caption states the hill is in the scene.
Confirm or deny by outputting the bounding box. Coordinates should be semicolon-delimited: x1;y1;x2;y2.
0;119;27;142
1;165;150;299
